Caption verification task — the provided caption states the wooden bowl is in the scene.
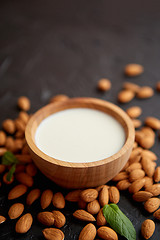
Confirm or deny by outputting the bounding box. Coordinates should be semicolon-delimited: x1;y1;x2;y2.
25;97;135;189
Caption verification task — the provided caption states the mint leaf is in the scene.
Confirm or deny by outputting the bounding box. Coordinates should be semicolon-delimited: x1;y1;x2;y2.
6;164;16;182
2;151;19;165
103;204;136;240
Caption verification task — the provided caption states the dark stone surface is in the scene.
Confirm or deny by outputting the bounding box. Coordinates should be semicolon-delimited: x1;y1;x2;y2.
0;0;160;239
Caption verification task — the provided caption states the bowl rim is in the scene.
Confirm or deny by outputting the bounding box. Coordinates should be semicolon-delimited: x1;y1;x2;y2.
25;97;135;168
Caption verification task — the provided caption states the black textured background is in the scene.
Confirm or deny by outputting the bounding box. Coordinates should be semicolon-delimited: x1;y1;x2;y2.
0;0;160;239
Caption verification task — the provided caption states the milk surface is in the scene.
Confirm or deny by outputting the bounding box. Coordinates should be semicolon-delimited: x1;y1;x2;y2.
35;108;125;163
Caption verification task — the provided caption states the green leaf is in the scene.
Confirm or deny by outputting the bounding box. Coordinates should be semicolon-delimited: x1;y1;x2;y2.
6;164;16;182
2;151;19;165
103;204;136;240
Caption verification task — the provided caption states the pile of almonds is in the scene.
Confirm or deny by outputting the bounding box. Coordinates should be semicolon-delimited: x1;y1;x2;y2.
0;64;160;240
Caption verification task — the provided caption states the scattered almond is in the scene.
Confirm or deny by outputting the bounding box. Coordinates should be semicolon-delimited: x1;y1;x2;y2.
0;131;6;146
80;189;98;203
154;167;160;182
0;147;8;156
96;208;107;226
0;215;6;224
123;82;140;93
144;197;160;213
141;149;157;161
79;223;97;240
153;209;160;220
37;212;54;226
3;172;14;184
87;200;100;215
126;162;142;173
8;203;24;219
26;163;37;176
26;188;41;205
141;158;155;177
129;178;145;194
0;164;6;174
145;116;160;130
132;119;142;128
52;210;66;228
146;184;160;196
99;185;109;207
73;210;96;222
126;106;142;118
78;199;87;209
65;190;81;202
108;186;120;204
132;191;153;202
15;154;32;163
8;184;28;200
2;119;15;134
156;81;160;92
138;136;155;149
112;171;128;181
97;78;111;92
144;177;153;189
43;228;64;240
129;169;145;182
141;219;155;239
16;172;33;187
52;192;65;209
118;90;135;103
124;63;144;77
15;213;33;233
19;111;29;124
41;189;53;209
97;226;118;240
136;86;154;99
17;96;30;111
15;118;25;132
116;179;131;191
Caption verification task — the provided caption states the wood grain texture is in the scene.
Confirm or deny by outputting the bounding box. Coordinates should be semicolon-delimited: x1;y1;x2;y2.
25;97;135;188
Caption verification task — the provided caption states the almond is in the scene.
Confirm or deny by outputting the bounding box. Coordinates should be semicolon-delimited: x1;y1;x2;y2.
156;81;160;92
3;172;14;184
65;190;81;202
144;198;160;213
42;228;64;240
129;169;145;182
8;203;24;219
133;141;138;149
73;209;96;222
97;78;111;92
112;171;128;181
153;209;160;220
15;118;25;132
141;149;157;161
37;212;54;226
22;144;29;154
26;189;41;205
41;189;53;209
26;163;37;176
80;189;98;203
132;119;142;128
116;179;131;191
124;63;144;77
15;164;25;173
14;139;23;152
121;161;130;171
146;184;160;196
0;164;6;174
129;178;145;194
2;119;15;134
50;94;69;103
87;200;100;215
118;90;135;103
78;199;87;209
99;185;109;207
5;136;15;151
123;82;140;93
19;111;29;124
145;117;160;130
0;131;6;146
8;184;28;200
137;86;154;99
129;147;142;162
15;130;24;139
126;106;142;118
97;226;118;240
141;158;155;177
52;210;66;228
154;167;160;182
108;186;120;204
0;147;7;156
126;162;142;173
16;172;33;187
144;177;153;189
15;154;32;163
17;96;30;111
0;215;6;224
141;219;155;239
79;223;97;240
15;213;33;233
135;131;145;144
97;209;107;226
139;136;155;149
52;192;65;209
96;185;108;192
132;191;153;202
